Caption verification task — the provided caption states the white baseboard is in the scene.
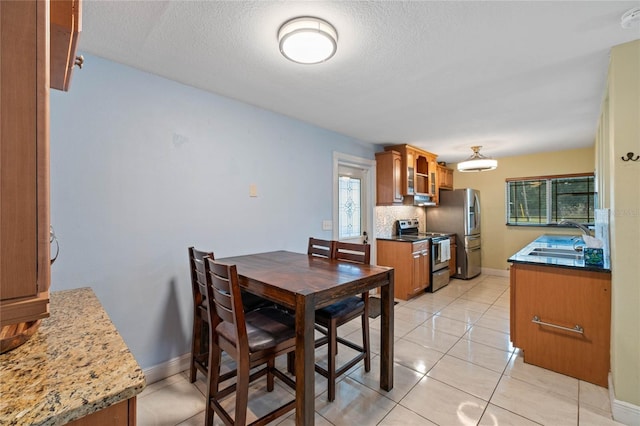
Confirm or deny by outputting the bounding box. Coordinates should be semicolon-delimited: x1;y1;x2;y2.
481;267;510;278
143;353;191;385
609;374;640;425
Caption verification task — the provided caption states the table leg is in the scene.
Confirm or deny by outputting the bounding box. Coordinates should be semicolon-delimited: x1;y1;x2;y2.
380;270;394;391
295;291;315;426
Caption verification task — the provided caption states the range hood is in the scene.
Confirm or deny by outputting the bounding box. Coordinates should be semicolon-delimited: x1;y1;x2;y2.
403;194;436;207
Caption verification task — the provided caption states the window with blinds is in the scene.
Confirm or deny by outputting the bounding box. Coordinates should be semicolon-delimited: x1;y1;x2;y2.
506;174;595;226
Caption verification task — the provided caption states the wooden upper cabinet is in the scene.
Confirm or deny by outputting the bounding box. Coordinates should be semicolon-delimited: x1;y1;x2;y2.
375;151;403;205
405;147;416;195
383;144;438;198
415;153;429;195
1;0;50;326
51;0;82;91
437;165;454;190
428;157;438;203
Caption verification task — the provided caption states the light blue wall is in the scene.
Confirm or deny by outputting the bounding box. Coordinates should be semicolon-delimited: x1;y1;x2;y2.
49;54;376;370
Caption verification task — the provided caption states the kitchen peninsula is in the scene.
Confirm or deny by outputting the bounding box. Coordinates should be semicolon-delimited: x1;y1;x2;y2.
0;288;145;425
508;235;611;387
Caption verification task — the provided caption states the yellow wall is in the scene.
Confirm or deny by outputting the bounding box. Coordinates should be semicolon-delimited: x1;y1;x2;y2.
599;40;640;408
451;147;595;271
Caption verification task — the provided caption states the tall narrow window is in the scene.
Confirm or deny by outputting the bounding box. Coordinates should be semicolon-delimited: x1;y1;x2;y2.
506;174;595;226
338;175;361;239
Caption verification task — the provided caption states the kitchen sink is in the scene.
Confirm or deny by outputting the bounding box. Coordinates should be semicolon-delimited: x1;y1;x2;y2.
527;247;583;260
530;247;582;254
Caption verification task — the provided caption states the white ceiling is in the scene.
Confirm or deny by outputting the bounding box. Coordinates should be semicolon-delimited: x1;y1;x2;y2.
78;1;640;163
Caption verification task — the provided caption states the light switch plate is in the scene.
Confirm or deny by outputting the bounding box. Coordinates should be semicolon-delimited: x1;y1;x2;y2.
249;184;257;197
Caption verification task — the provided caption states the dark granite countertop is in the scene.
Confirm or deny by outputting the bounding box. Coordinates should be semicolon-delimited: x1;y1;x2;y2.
508;234;611;273
377;235;431;242
377;232;455;243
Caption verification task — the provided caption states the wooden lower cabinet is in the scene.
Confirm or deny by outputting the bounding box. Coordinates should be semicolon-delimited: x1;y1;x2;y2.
68;397;137;426
377;240;430;300
449;236;457;277
510;263;611;387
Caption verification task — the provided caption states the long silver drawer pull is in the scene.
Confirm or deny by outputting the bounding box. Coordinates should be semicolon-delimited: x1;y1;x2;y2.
532;315;584;334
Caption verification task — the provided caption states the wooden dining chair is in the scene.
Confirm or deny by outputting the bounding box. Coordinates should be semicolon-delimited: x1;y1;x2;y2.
314;241;372;402
204;258;297;426
188;247;214;383
188;247;272;384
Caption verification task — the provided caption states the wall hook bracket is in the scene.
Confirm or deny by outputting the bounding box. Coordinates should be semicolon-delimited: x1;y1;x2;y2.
621;152;640;162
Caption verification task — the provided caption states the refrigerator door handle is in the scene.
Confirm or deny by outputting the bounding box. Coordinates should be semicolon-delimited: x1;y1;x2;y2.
474;192;481;231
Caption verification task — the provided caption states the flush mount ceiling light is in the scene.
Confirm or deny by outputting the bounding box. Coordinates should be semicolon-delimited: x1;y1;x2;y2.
278;17;337;64
457;146;498;172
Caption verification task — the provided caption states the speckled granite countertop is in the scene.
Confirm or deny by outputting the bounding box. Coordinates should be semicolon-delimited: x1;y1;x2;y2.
0;288;146;425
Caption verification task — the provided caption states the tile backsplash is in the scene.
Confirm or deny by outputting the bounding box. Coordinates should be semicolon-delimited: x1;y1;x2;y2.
375;206;427;237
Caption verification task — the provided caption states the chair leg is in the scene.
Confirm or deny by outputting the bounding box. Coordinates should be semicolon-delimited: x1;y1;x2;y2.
206;344;221;426
287;352;295;375
267;358;275;392
362;312;371;373
190;315;200;383
235;354;251;426
327;318;337;402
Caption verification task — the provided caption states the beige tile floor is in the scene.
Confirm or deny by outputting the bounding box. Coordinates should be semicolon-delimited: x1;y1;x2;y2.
137;274;622;426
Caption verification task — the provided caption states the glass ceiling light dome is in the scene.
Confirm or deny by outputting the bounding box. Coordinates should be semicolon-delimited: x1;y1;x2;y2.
278;17;338;64
457;146;498;172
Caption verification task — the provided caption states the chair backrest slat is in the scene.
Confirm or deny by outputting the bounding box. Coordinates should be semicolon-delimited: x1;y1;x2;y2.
308;237;335;258
332;241;371;265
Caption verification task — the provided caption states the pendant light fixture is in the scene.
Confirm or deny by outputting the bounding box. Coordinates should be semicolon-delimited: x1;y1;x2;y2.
278;17;338;64
457;146;498;172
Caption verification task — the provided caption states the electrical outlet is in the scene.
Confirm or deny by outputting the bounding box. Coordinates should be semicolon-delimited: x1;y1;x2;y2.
322;220;332;231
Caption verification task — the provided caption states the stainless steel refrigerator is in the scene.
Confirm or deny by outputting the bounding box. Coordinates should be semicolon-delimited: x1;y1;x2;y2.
426;188;481;279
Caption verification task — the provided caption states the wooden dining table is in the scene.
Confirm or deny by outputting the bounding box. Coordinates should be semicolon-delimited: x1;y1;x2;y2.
219;250;394;425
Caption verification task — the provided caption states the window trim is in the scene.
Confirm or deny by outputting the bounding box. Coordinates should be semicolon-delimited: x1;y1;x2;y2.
505;173;595;227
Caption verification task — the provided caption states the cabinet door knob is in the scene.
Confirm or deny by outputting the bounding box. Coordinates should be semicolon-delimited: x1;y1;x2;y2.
74;55;84;69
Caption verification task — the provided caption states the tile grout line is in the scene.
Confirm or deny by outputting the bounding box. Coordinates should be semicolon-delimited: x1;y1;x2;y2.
374;276;505;425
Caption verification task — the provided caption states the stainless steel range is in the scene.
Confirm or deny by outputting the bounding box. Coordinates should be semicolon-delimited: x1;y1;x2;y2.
396;219;451;292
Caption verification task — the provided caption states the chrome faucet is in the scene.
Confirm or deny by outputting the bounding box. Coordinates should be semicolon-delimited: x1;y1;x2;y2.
559;219;592;236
